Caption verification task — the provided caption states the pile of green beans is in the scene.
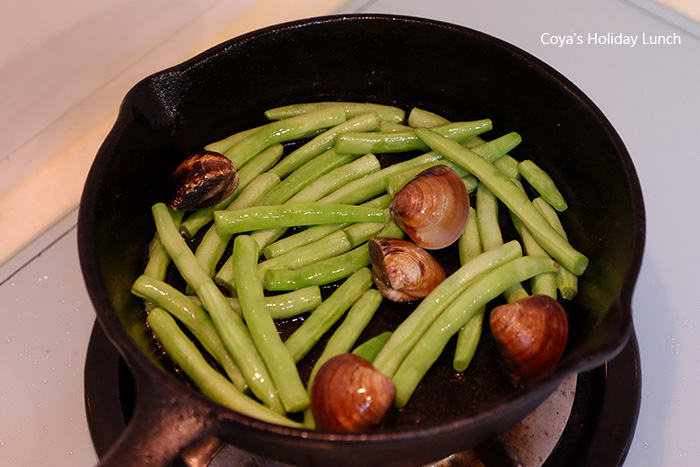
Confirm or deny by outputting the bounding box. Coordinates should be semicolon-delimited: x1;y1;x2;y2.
133;101;587;427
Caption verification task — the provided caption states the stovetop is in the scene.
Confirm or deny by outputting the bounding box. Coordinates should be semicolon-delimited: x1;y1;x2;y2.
2;1;700;466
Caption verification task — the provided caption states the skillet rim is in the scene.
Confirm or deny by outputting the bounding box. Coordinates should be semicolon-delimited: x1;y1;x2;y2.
77;10;645;454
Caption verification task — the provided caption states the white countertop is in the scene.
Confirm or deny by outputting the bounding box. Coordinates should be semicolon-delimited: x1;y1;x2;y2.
1;0;699;465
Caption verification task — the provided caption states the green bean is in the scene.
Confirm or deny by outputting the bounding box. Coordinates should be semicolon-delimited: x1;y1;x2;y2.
286;154;381;204
468;132;522;164
385;161;470;197
336;120;492;155
232;235;309;413
194;172;280;277
475;183;503;251
244;154;388;252
415;127;588;275
180;143;284;237
263;225;345;260
188;286;322;321
458;207;481;265
372;241;523;378
261;287;322;319
204;122;273;154
307;289;383;388
219;206;354;292
532;197;578;299
261;195;393;259
214;203;386;237
511;214;558;299
319;152;443;205
392;256;559;406
284;268;374;362
264;101;405;123
269;112;382;178
379;121;413;132
454;206;485;372
219;224;353;291
452;309;484;372
518;160;567;212
476;183;529;303
463;175;479;193
224;105;346;168
376;219;405;239
146;308;301;427
151;202;284;413
342;215;391;247
407;107;451;128
264;244;372;292
143;210;184;281
463;136;522;180
494;155;521;179
131;275;247;390
257;230;352;278
352;331;393;364
262;149;360;205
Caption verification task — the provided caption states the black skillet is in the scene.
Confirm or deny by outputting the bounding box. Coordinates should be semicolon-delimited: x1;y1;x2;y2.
77;14;645;467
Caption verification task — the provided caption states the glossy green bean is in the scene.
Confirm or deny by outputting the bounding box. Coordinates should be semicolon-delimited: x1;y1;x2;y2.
284;268;374;362
214;203;387;237
232;235;309;413
131;275;247;390
415;127;588;275
269;112;381;178
146;308;301;427
392;256;559;406
336;120;492;155
263;244;371;292
151;202;284;413
224;105;346;168
264;101;405;123
372;241;523;378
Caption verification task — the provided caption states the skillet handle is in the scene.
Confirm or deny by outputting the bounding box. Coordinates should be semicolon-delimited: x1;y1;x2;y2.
95;362;222;467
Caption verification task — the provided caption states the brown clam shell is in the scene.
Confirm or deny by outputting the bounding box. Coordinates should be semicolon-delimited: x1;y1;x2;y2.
368;237;446;302
489;294;569;386
389;164;469;249
168;151;239;210
310;354;396;432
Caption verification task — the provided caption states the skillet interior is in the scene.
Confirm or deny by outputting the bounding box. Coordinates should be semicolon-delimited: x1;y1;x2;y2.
78;14;644;467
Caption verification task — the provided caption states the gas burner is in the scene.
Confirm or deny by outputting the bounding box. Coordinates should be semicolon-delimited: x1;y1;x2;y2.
84;324;640;466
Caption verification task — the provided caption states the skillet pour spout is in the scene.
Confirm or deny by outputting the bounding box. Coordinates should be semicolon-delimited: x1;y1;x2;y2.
78;13;645;467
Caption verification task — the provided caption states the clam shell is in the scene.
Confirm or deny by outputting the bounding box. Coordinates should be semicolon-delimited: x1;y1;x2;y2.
310;354;396;432
168;151;239;210
489;294;569;386
368;237;446;302
389;164;469;249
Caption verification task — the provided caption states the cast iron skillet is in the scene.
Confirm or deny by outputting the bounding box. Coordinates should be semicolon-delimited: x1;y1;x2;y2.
77;14;645;467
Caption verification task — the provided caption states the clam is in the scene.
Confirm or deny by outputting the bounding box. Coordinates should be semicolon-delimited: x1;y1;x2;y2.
167;151;239;210
389;164;469;249
368;237;446;302
310;353;396;432
489;294;569;386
